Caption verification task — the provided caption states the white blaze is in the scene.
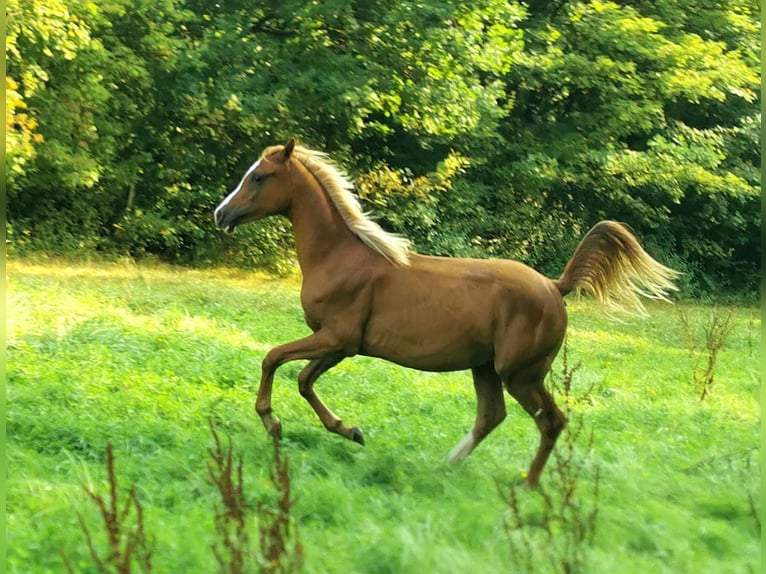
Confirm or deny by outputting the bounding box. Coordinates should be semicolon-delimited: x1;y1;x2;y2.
214;159;261;220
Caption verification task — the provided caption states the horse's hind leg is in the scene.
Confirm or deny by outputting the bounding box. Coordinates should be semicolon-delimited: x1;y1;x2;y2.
505;374;567;488
298;355;365;445
446;362;506;463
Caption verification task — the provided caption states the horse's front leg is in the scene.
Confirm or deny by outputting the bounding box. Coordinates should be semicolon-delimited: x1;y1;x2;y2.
255;330;345;440
298;355;365;445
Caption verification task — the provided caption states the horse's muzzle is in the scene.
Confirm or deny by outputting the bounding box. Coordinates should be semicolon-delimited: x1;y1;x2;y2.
214;206;239;233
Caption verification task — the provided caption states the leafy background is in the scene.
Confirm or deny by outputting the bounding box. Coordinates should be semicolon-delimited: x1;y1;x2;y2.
6;0;761;295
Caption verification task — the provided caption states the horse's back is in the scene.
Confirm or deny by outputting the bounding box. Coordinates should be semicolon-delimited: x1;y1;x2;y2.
407;254;564;316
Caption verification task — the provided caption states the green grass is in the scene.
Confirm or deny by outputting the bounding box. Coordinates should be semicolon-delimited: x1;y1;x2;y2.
6;259;761;573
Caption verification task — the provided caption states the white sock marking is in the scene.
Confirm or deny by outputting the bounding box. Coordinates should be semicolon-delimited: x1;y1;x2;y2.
446;431;476;463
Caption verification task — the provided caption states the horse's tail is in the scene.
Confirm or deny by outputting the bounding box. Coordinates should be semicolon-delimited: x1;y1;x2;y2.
553;220;679;314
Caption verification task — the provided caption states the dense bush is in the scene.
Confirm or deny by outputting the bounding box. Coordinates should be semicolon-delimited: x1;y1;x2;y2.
6;0;760;295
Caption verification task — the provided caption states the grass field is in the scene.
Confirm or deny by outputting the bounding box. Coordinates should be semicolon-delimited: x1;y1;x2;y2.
6;259;761;573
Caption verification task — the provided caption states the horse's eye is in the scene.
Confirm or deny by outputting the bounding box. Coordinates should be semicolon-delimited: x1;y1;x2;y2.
250;173;263;184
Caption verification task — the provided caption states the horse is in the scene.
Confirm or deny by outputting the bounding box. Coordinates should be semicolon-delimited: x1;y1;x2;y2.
214;139;678;487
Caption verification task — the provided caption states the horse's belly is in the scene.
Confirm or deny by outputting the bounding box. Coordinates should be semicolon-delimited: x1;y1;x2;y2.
361;344;492;372
359;314;494;372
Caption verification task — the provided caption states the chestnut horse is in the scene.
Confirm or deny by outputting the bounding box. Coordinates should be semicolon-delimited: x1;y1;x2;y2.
214;139;678;487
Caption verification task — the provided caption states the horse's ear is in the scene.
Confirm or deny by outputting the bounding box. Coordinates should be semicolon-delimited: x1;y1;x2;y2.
283;138;296;160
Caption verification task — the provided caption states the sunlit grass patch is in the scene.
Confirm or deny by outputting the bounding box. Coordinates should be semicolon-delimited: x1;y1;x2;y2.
6;259;760;574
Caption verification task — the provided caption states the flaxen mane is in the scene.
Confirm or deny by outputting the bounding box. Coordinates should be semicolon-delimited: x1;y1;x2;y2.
289;146;412;266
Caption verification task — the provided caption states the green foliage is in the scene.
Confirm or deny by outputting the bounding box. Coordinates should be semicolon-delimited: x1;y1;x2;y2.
5;0;761;295
488;0;760;292
6;260;761;573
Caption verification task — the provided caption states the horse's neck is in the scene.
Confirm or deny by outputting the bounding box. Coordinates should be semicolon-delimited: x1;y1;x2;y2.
288;179;362;275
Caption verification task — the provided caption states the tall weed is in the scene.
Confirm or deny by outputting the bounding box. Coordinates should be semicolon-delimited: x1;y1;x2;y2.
499;340;600;574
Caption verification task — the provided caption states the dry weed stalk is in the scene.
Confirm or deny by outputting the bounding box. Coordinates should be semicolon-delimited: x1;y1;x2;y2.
499;339;600;574
257;436;304;574
207;419;303;574
679;308;734;400
64;443;154;573
208;419;252;574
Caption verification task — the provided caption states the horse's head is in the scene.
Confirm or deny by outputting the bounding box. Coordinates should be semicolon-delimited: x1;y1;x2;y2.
214;139;296;232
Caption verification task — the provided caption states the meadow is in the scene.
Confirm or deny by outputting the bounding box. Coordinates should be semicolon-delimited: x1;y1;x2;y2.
6;259;761;573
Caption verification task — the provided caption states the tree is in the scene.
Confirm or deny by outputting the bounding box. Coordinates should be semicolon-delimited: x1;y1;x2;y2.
477;0;760;290
5;0;761;295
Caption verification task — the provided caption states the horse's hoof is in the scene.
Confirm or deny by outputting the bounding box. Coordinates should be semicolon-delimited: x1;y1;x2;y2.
351;427;365;446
